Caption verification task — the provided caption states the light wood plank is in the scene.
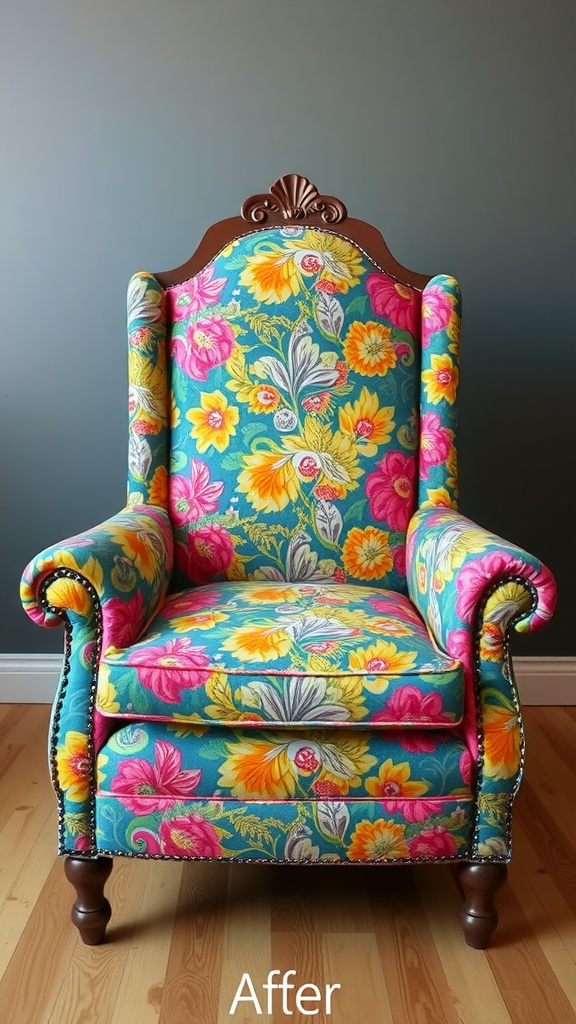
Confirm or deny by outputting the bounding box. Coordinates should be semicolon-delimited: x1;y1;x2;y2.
0;806;58;976
108;860;184;1024
522;715;576;850
508;858;576;1003
0;799;54;908
158;861;227;1024
324;932;394;1024
373;866;460;1024
0;709;51;832
271;928;327;1021
527;706;576;778
486;883;576;1024
512;815;576;962
516;782;576;912
217;865;272;1023
0;857;78;1024
414;866;514;1024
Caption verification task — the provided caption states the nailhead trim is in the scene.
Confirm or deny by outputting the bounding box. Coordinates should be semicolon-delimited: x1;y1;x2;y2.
60;847;483;866
471;574;537;861
39;568;102;854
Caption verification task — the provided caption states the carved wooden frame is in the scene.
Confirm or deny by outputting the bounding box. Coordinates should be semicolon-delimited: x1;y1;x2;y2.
155;173;431;290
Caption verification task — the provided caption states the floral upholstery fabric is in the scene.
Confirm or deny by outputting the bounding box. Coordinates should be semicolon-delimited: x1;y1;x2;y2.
406;506;556;856
98;582;463;726
97;721;473;801
141;230;459;594
96;795;474;863
95;720;473;862
20;220;556;866
419;277;461;508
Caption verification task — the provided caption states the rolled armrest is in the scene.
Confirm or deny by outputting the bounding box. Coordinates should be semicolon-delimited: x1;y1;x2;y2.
406;507;556;652
20;505;173;650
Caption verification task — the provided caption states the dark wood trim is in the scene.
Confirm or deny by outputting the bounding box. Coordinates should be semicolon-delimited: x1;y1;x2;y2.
64;856;113;945
458;862;508;949
155;173;431;291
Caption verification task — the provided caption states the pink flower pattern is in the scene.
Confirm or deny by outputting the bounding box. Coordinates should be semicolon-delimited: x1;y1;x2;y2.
366;273;419;334
408;826;459;857
124;637;211;703
385;731;439;754
420;411;453;480
102;590;145;651
393;545;407;577
169;460;224;527
455;550;553;625
158;814;222;857
382;799;445;823
171;315;235;380
110;740;201;813
366;451;416;531
459;749;473;786
168;265;227;321
421;284;456;340
373;686;452;725
178;524;235;585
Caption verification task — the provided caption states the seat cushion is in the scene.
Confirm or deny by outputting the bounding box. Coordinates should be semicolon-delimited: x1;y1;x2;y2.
97;720;473;802
98;582;463;727
94;720;474;862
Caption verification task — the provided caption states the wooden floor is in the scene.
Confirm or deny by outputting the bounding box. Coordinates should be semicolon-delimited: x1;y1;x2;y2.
1;705;575;1023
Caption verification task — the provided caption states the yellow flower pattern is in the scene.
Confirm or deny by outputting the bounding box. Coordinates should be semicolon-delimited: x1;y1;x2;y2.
186;390;239;453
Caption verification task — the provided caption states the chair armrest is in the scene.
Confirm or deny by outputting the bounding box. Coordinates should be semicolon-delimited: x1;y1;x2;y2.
407;507;556;859
20;505;173;650
406;507;556;653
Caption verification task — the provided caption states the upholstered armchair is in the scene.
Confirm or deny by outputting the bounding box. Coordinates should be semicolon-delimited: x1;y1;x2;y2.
21;175;556;948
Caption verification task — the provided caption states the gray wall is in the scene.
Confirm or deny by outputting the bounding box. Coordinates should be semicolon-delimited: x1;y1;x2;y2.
1;0;574;655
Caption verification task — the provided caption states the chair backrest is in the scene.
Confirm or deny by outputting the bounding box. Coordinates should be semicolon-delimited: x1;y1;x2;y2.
126;175;461;592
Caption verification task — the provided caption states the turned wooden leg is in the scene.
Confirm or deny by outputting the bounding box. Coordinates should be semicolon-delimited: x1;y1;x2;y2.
458;862;507;949
64;856;113;945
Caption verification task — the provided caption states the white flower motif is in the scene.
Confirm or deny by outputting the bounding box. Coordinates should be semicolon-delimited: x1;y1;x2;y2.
274;408;298;432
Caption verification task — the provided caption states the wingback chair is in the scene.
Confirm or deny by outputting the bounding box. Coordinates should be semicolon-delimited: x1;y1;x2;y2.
21;174;556;949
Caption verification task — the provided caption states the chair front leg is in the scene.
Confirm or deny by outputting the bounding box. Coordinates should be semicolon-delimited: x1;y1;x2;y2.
458;862;507;949
64;856;113;945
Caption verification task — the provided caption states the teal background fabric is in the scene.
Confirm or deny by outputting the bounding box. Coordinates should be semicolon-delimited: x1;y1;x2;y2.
3;0;574;659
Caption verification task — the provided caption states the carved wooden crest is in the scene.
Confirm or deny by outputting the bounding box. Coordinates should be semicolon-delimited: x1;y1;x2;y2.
242;173;347;225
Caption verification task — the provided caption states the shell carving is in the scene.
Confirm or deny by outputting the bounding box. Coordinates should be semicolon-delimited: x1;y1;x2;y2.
242;174;347;224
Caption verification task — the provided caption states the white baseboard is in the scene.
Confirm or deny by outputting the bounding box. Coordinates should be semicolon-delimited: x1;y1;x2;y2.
0;653;574;705
0;654;63;704
512;657;576;705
